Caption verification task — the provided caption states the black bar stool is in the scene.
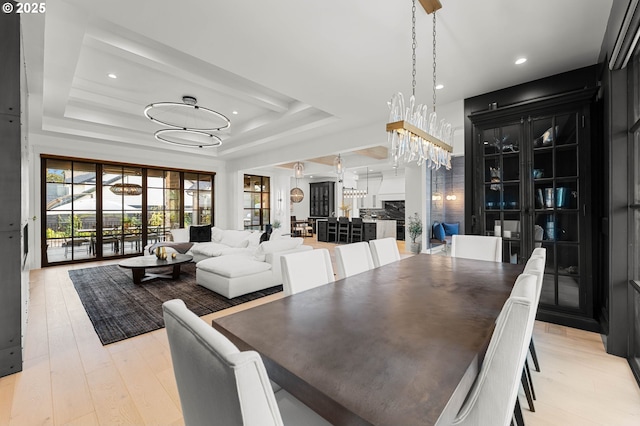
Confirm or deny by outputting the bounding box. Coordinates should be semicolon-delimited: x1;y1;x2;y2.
350;217;364;243
337;217;350;243
327;217;338;242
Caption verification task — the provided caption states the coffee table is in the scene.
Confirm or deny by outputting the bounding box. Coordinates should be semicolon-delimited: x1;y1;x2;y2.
118;254;193;284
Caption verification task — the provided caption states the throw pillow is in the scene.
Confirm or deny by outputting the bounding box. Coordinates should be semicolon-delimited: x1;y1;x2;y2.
442;222;460;236
270;228;284;241
433;222;446;242
189;224;212;243
247;231;264;249
211;226;224;243
170;228;189;243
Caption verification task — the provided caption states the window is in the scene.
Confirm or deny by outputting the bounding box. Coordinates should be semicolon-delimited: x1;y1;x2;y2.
243;175;270;230
42;156;215;265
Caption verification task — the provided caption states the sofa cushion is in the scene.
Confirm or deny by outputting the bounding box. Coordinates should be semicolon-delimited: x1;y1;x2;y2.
197;255;271;278
220;230;251;248
190;225;212;242
190;242;231;257
171;228;189;243
258;237;303;254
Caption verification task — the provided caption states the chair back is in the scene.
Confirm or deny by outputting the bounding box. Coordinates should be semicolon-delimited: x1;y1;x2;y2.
368;237;401;267
532;247;546;260
524;255;546;305
280;249;334;296
452;274;536;426
533;225;544;248
451;235;502;262
162;299;283;426
335;242;374;279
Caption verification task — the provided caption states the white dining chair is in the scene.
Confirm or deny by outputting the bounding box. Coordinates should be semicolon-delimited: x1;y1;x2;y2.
452;274;536;426
280;249;334;296
335;242;374;280
162;299;331;426
450;235;502;262
368;237;401;268
532;247;546;260
524;254;546;375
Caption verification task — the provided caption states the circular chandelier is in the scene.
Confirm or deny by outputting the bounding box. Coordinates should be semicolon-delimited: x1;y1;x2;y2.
290;187;304;203
144;96;229;149
144;96;230;131
110;183;143;196
155;129;222;148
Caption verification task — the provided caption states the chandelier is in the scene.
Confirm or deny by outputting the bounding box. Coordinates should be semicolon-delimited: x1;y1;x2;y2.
290;163;304;203
110;183;143;196
343;168;369;199
334;154;344;178
144;96;230;148
386;0;452;170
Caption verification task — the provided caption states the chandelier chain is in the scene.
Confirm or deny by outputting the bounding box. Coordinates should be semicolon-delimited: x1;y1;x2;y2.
432;12;437;112
411;0;417;97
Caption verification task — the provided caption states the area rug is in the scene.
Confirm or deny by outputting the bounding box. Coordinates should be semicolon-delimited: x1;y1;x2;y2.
69;262;282;345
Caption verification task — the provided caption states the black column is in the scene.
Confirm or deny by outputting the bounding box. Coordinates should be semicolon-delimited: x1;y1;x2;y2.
0;8;23;377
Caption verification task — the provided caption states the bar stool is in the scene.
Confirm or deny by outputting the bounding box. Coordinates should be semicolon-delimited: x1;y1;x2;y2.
337;217;350;243
350;217;364;243
327;217;338;242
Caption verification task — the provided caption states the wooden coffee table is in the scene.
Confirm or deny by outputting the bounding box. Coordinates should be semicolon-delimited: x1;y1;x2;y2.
118;254;193;284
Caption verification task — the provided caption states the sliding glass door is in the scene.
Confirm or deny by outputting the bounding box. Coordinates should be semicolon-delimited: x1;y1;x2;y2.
42;157;215;266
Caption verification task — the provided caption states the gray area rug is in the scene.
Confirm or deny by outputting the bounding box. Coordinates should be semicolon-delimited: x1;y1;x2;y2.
69;262;282;345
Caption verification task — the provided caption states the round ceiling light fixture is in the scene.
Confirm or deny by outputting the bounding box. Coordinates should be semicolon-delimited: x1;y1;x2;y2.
144;96;231;131
110;183;143;196
154;129;222;148
515;57;527;65
290;187;304;203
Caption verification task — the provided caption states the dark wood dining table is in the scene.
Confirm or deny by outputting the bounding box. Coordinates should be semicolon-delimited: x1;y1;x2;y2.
212;254;524;426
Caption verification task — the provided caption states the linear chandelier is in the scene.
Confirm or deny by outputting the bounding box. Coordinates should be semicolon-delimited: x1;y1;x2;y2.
144;96;229;148
343;168;369;199
387;0;452;170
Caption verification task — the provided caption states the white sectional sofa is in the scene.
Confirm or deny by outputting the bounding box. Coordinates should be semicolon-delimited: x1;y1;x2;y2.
196;239;312;298
163;226;312;298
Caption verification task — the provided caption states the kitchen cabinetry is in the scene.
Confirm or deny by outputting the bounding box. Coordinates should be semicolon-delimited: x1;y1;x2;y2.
309;181;335;217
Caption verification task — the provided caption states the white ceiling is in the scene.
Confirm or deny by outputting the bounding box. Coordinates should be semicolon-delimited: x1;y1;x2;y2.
22;0;613;177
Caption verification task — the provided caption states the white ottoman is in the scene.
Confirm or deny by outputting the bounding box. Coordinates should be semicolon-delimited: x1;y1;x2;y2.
196;255;274;299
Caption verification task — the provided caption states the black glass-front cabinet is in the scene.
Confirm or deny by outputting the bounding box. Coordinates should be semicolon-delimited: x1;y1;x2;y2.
469;88;598;331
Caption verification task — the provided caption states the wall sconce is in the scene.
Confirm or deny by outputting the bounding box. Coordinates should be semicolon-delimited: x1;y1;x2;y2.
432;193;442;201
446;194;457;201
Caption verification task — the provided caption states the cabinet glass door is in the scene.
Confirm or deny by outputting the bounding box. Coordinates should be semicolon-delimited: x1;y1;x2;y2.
480;122;523;263
531;113;582;310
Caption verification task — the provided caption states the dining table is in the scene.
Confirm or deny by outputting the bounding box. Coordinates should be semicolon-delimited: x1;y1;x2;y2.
212;253;524;425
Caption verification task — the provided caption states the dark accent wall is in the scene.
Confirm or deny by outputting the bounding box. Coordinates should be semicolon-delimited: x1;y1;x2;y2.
598;0;634;357
430;156;465;234
0;10;23;377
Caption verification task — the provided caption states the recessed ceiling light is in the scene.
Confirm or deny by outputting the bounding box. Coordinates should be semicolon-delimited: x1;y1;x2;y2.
369;169;374;172
232;111;238;115
107;73;117;79
515;58;527;65
435;84;444;90
309;175;313;178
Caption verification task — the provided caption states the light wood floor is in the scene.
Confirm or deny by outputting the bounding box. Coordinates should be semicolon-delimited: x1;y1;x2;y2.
1;236;639;425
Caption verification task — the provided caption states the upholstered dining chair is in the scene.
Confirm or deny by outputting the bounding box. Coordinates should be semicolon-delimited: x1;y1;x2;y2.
451;235;502;262
162;299;331;426
452;274;537;426
524;253;546;374
280;249;334;296
335;242;374;280
368;237;401;268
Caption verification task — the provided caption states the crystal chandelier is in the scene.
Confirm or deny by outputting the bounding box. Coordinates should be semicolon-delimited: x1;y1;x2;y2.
386;0;452;170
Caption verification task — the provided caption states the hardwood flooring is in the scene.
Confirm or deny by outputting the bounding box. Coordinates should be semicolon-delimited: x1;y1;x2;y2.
1;236;639;425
